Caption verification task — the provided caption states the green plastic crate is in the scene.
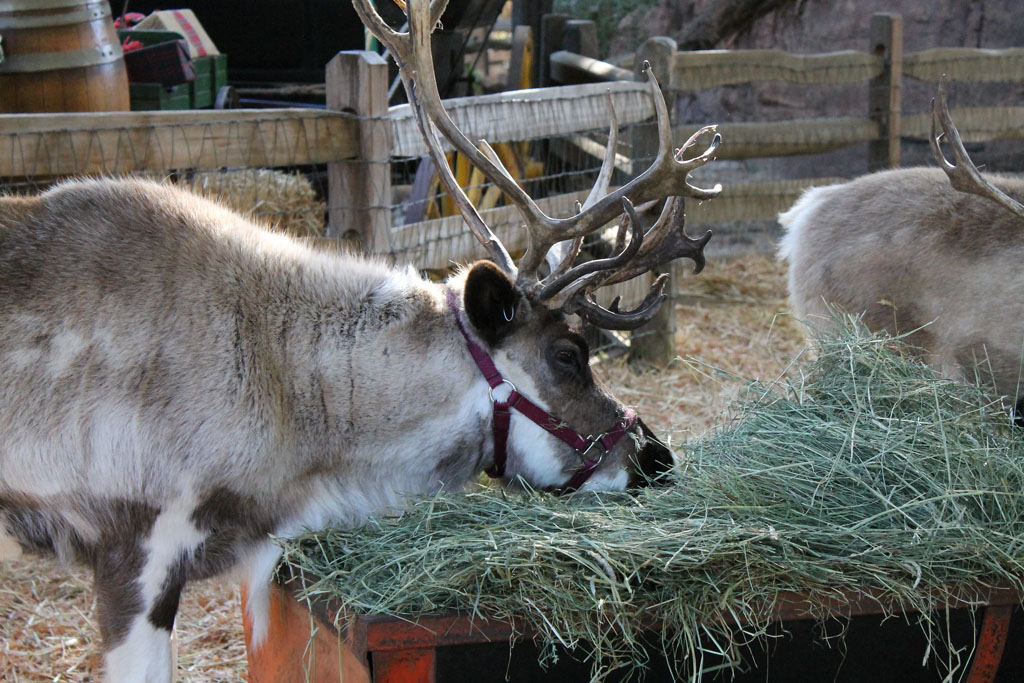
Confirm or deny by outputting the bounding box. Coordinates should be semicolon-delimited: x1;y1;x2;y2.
120;30;228;109
129;82;191;111
210;53;228;92
189;55;227;108
190;57;213;108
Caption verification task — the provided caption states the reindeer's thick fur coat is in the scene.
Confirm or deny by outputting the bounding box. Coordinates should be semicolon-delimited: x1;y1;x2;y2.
779;167;1024;400
0;178;667;682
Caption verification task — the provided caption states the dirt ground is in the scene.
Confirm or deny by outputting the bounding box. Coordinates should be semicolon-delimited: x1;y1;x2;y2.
0;251;805;681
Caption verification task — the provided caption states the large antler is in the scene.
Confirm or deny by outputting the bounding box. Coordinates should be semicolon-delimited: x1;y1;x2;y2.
931;79;1024;219
354;0;722;329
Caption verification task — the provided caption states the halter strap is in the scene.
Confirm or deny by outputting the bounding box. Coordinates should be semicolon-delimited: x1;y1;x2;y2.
447;289;636;493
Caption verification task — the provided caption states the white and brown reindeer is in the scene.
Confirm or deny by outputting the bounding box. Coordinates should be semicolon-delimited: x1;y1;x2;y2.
780;82;1024;415
0;0;722;680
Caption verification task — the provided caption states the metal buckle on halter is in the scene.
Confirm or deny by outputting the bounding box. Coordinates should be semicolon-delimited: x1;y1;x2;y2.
487;379;516;404
580;433;608;462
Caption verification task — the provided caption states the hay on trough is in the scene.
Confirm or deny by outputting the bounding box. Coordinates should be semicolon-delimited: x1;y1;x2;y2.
281;319;1024;681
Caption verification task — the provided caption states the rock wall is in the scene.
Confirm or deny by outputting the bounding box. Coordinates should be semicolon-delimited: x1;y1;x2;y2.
612;0;1023;174
613;0;1021;58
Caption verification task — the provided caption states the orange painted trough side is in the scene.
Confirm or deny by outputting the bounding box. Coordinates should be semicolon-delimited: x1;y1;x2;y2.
242;584;371;683
242;580;1019;683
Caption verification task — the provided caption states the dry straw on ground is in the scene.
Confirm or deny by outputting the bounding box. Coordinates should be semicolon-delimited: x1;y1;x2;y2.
0;252;806;681
0;556;248;681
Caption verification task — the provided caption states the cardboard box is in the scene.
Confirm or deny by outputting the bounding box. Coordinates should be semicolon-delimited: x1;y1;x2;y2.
120;30;228;109
136;9;220;58
123;39;195;86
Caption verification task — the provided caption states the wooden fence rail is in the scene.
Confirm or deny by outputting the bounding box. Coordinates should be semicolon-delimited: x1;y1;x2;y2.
670;49;884;89
0;109;358;177
903;47;1024;83
673;117;881;160
388;80;651;158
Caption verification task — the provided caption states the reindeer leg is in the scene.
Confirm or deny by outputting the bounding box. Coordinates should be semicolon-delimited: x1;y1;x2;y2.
93;543;173;682
96;501;204;682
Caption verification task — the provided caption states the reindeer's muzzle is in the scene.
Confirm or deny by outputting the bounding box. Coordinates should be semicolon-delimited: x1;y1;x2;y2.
629;418;674;488
450;289;648;494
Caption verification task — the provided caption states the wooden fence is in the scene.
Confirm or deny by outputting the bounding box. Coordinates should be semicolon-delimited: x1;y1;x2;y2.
612;14;1024;226
3;20;1022;258
2;15;1022;361
0;50;666;356
0;52;652;273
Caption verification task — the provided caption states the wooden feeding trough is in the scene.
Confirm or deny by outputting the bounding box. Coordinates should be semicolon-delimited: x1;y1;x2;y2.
242;574;1021;683
237;327;1024;683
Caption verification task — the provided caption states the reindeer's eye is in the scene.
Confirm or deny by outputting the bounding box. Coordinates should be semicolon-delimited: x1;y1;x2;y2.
548;337;589;377
555;349;577;366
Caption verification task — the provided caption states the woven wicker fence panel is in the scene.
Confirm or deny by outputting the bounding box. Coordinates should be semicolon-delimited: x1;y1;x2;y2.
903;106;1024;142
904;48;1024;84
389;81;653;158
674;117;880;160
670;50;882;90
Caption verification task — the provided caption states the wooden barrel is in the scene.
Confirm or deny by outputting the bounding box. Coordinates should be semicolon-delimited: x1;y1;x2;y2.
0;0;129;113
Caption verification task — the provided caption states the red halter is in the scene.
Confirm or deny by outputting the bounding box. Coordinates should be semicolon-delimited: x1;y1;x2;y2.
447;290;637;494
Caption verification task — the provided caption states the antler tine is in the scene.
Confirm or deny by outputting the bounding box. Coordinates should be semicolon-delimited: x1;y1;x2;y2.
544;234;584;281
547;194;709;331
546;190;711;313
931;78;1024;219
552;197;710;329
514;65;722;289
540;90;618;286
600;194;713;287
581;90;620;211
538;197;646;301
354;0;518;274
572;274;670;331
540;91;621;287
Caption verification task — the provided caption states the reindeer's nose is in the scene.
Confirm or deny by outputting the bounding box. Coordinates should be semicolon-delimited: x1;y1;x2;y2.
629;419;674;488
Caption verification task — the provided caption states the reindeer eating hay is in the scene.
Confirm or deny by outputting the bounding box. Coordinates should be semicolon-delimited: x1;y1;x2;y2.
780;82;1024;415
0;1;722;680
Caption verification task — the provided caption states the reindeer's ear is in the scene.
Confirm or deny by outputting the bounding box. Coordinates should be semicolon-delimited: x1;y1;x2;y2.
463;261;522;345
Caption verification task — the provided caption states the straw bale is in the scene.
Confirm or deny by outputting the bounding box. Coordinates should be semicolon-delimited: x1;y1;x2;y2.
179;169;326;239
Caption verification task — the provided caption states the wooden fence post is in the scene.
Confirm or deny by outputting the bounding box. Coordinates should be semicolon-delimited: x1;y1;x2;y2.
507;25;535;90
868;13;903;171
539;13;568;87
326;51;392;254
630;37;678;366
512;0;553;88
562;19;598;59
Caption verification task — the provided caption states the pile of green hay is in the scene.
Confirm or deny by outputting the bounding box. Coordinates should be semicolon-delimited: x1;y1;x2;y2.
280;322;1024;680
